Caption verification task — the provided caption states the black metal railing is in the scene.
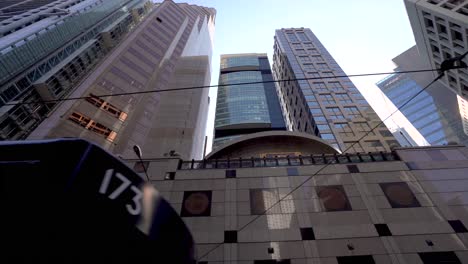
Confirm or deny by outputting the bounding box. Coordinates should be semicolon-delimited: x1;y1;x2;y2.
179;151;400;170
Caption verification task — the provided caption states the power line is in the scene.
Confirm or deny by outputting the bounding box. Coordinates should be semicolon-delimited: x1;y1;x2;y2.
196;65;464;261
4;68;439;107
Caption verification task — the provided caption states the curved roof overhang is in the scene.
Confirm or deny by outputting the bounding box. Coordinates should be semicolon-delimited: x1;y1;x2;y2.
207;131;340;159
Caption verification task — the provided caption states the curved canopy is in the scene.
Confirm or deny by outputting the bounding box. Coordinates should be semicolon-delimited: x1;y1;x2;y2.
207;131;340;159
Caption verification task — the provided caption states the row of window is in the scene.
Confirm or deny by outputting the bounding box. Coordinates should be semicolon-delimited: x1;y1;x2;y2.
67;94;129;141
310;106;363;118
68;112;117;142
175;181;421;218
85;94;128;121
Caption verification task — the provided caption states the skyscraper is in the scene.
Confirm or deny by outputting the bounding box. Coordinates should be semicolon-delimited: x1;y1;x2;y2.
27;0;216;160
213;53;286;150
0;0;153;141
405;0;468;136
377;46;468;146
405;0;468;99
273;28;397;153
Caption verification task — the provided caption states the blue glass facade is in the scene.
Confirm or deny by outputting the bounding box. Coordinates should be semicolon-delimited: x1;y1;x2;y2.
376;45;468;147
377;71;467;146
213;54;286;150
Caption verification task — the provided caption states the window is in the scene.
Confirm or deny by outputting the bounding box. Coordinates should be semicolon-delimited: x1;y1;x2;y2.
344;106;362;118
298;80;310;89
316;185;352;211
308;48;319;55
303;43;314;48
322;71;334;77
0;85;20;102
68;112;117;142
437;23;447;34
308;72;320;78
316;63;328;70
292;43;302;48
354;122;374;135
335;93;353;104
317;124;330;131
299;56;312;62
334;123;350;131
313;82;327;92
314;116;326;122
310;108;323;114
303;64;315;71
307;101;319;107
380;130;393;137
311;55;324;62
302;88;313;95
335;123;354;136
320;94;335;105
86;94;128;121
327;107;344;120
321;133;335;140
305;95;316;101
367;140;383;147
386;140;400;148
287;33;299;42
357;99;368;105
297;32;309;41
380;182;420;208
452;29;463;42
296;49;306;55
328;82;343;91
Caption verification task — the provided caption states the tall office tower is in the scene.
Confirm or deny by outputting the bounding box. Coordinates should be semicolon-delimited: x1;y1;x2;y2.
405;0;468;99
273;28;397;153
213;53;286;150
405;0;468;136
0;0;153;140
28;1;216;160
377;46;468;146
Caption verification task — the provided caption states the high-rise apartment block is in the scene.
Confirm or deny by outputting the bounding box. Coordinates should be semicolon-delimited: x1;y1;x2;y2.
377;46;468;147
0;0;153;141
27;0;216;160
273;28;397;153
213;53;286;150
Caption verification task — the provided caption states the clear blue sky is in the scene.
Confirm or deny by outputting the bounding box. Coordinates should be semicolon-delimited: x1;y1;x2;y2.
167;0;418;153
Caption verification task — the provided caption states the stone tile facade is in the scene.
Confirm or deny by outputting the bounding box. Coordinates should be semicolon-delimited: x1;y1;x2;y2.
126;145;468;263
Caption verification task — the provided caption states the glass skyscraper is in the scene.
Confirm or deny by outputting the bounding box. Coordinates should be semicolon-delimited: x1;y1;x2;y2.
273;28;397;153
213;53;286;150
377;46;468;146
